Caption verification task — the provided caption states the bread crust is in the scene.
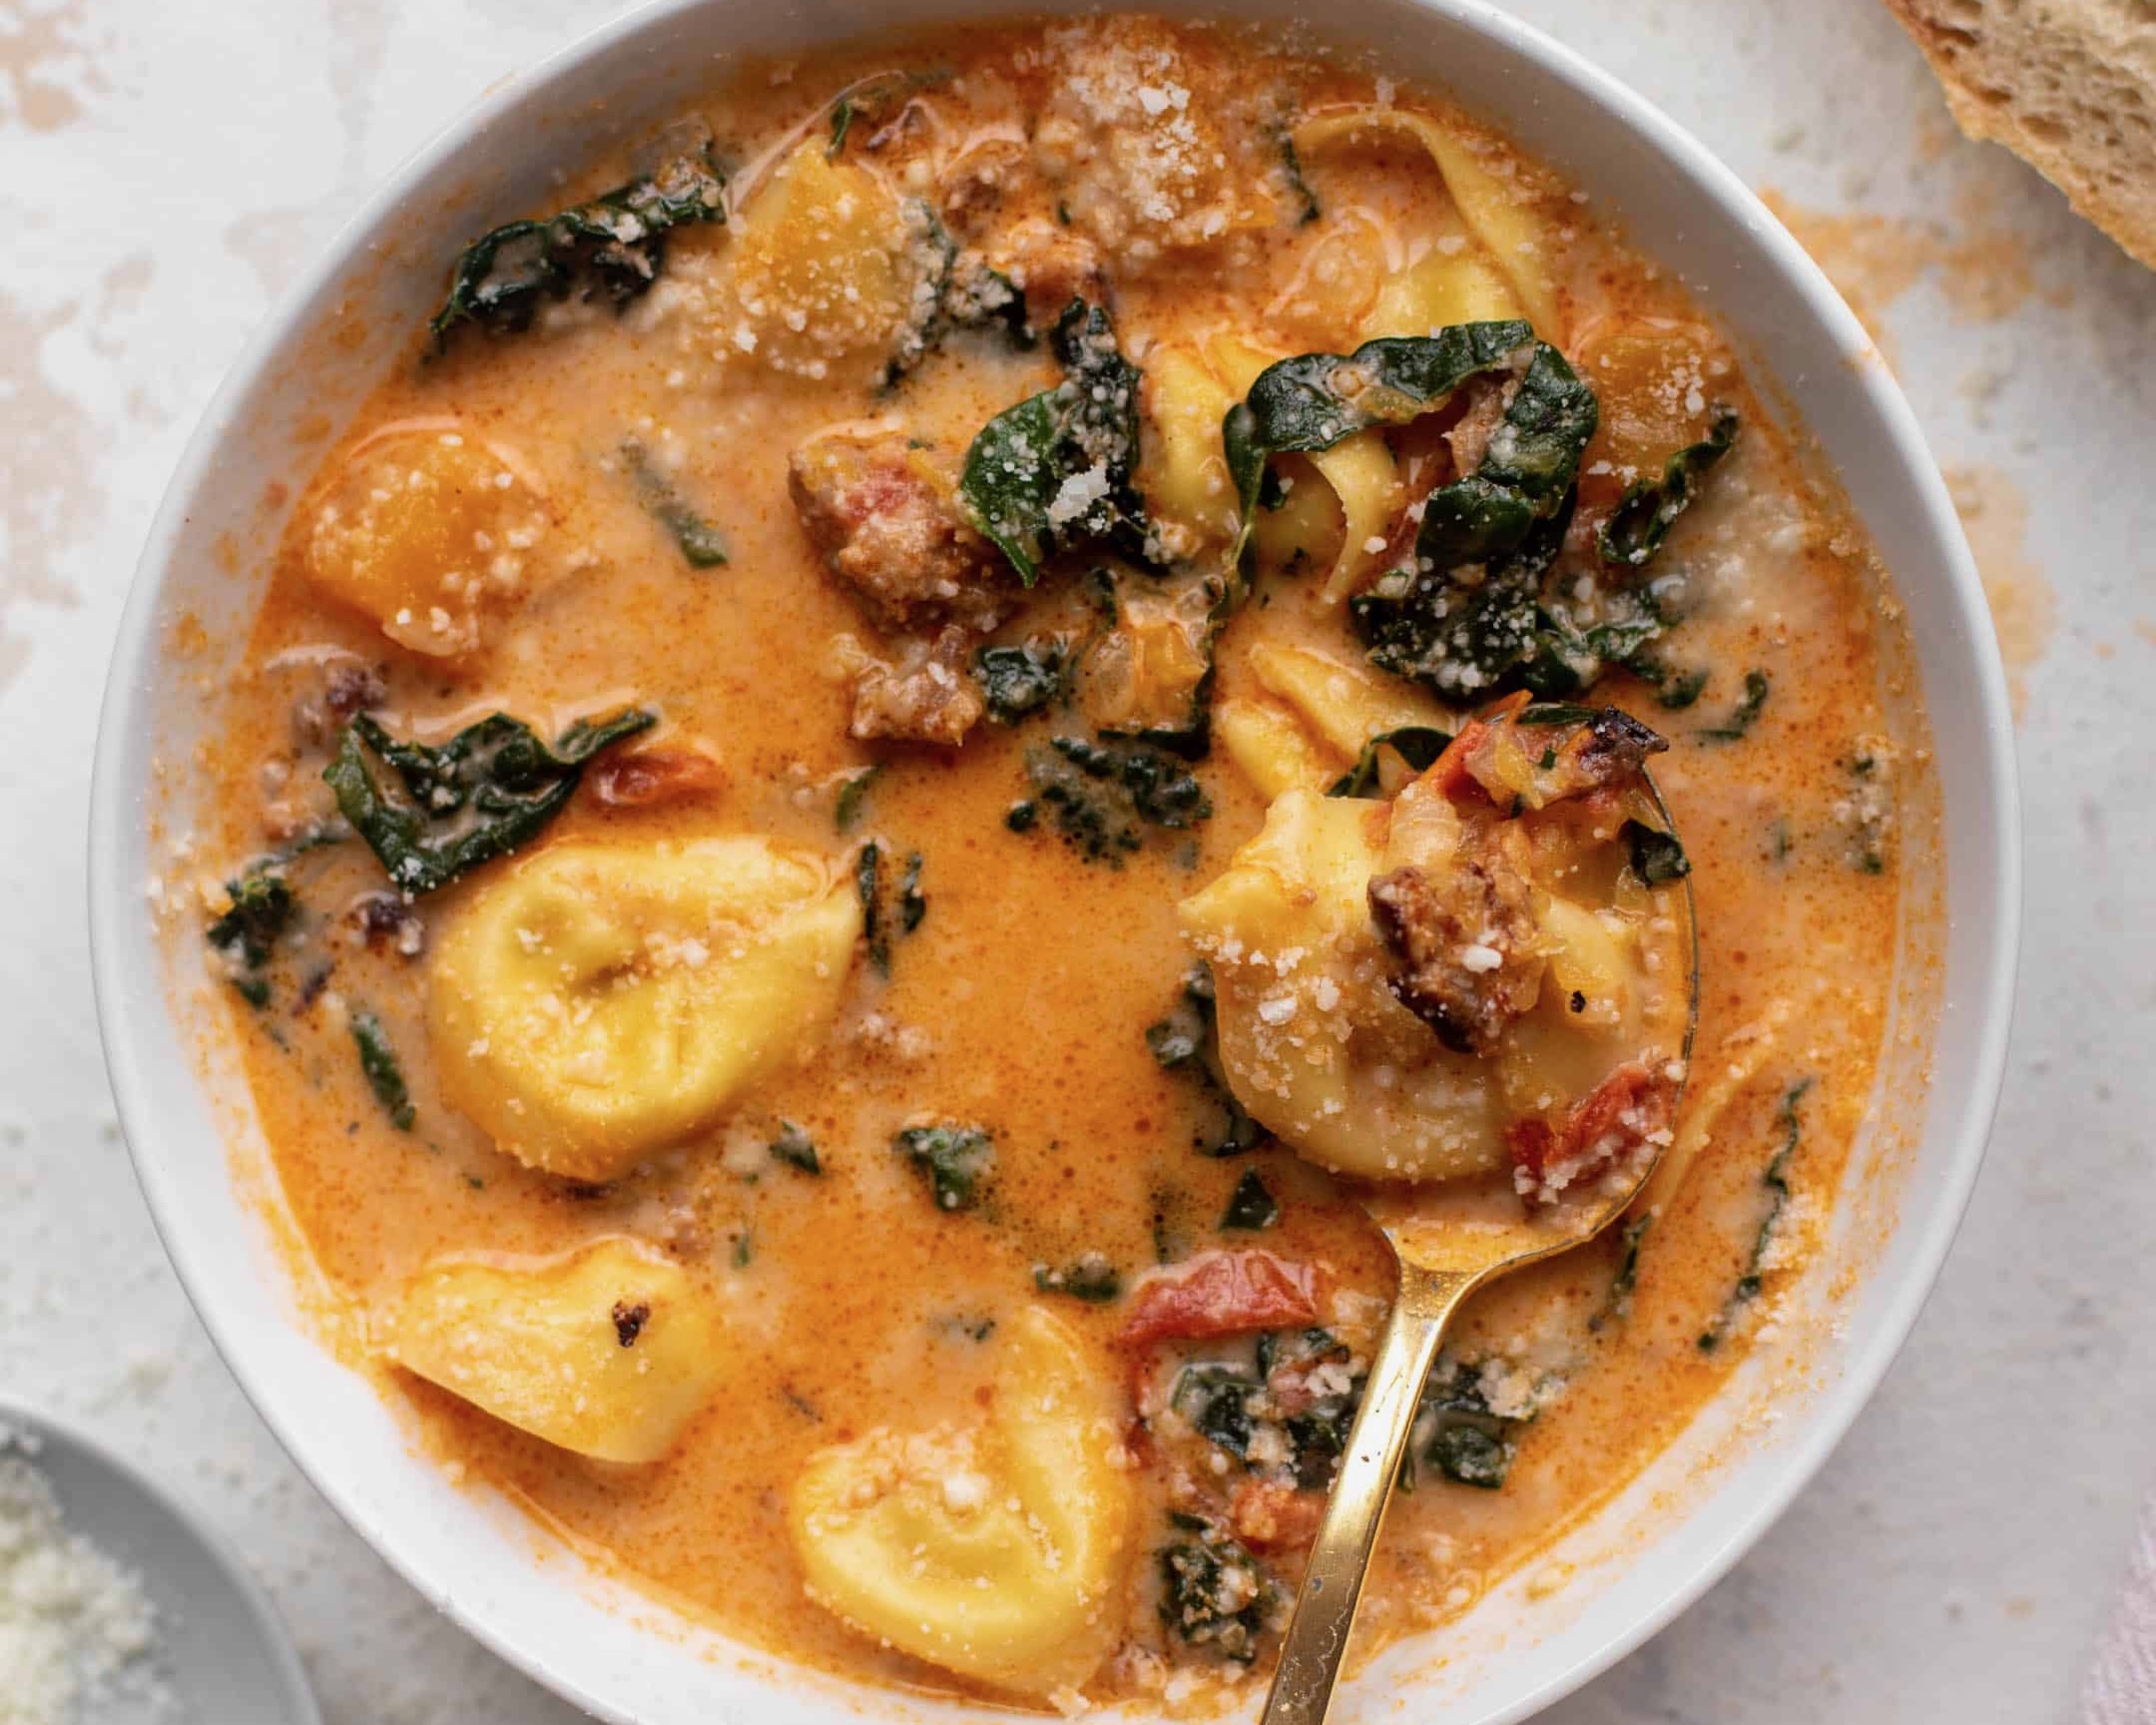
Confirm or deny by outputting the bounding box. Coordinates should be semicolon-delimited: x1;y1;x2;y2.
1884;0;2156;270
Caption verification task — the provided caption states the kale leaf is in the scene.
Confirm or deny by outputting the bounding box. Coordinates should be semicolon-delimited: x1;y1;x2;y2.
881;208;1032;391
1326;725;1452;799
1159;1523;1280;1662
623;441;729;568
1009;735;1210;864
770;1121;821;1176
1220;1168;1280;1231
894;1124;994;1212
429;142;726;350
324;707;654;894
856;841;887;974
834;764;881;834
206;865;296;1008
959;301;1146;583
1147;966;1267;1157
1033;1253;1122;1303
1598;405;1740;570
1700;1078;1810;1351
1698;668;1770;743
1221;320;1541;564
351;1010;415;1131
1624;820;1691;886
974;639;1072;723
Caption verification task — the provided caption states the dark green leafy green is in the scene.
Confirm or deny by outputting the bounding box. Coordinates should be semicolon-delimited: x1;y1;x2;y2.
1598;405;1740;569
1426;1422;1509;1488
894;1124;994;1212
1147;967;1267;1157
1700;1078;1810;1351
1159;1524;1279;1661
1009;735;1210;864
834;765;881;834
324;708;654;894
623;441;728;567
351;1010;415;1131
1220;1168;1280;1231
429;143;725;351
1412;1361;1519;1489
206;866;296;1007
898;852;926;934
1033;1254;1122;1303
1278;130;1320;226
1326;726;1452;799
973;640;1071;723
855;842;888;975
1222;320;1544;564
1625;651;1711;710
959;302;1146;583
771;1121;820;1176
1596;1215;1652;1330
1625;821;1691;886
1698;668;1770;743
882;209;1032;391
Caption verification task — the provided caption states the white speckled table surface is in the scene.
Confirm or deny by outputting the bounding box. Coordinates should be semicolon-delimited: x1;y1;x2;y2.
2;1;2151;1720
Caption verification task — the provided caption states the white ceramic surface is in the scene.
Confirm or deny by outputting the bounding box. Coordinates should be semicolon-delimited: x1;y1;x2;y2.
81;3;2020;1722
0;1402;321;1725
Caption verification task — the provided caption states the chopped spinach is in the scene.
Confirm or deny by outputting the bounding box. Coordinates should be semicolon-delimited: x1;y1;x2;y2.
325;708;653;895
1220;1168;1280;1231
1033;1253;1122;1303
351;1010;415;1131
855;842;888;974
1171;1363;1261;1458
771;1121;820;1176
623;441;728;568
1011;735;1210;864
1277;129;1320;225
1425;1422;1509;1488
1326;725;1452;799
206;865;296;1007
898;852;926;933
1159;1524;1279;1661
1148;967;1267;1157
974;640;1072;723
1602;1214;1651;1325
1625;650;1711;710
1698;668;1770;743
429;142;726;350
1700;1078;1811;1351
1598;405;1740;570
1222;320;1545;565
834;764;881;834
1624;820;1691;886
1411;1361;1519;1489
894;1124;994;1212
959;301;1146;583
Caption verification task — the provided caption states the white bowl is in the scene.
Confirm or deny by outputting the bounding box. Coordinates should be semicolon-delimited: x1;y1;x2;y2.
87;2;2021;1720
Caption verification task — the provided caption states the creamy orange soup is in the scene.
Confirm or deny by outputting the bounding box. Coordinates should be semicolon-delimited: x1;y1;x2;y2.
184;14;1925;1710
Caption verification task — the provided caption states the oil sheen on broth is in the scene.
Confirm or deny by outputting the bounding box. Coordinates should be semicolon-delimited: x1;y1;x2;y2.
187;14;1922;1710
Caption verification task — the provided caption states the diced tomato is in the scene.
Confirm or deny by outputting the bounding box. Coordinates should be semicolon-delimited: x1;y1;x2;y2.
590;746;726;809
1506;1059;1675;1200
1115;1251;1321;1350
1229;1477;1326;1551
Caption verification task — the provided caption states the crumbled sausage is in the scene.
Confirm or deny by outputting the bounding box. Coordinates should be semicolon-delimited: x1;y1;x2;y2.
789;426;1014;635
289;660;387;750
846;626;986;746
1367;822;1546;1055
350;892;425;958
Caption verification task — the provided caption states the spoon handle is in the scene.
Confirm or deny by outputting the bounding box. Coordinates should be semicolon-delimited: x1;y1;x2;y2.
1260;1261;1481;1725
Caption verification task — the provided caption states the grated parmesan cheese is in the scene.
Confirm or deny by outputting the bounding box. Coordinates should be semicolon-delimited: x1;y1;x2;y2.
0;1438;175;1725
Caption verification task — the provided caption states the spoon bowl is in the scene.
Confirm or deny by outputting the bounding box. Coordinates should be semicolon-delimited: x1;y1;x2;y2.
1259;723;1701;1725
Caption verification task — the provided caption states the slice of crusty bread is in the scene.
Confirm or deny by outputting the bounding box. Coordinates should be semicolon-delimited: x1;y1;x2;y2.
1884;0;2156;270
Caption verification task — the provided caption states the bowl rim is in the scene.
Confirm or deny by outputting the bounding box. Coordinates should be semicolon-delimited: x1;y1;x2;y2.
86;1;2022;1719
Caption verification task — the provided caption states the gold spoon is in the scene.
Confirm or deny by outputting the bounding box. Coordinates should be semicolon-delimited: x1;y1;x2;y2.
1258;777;1700;1725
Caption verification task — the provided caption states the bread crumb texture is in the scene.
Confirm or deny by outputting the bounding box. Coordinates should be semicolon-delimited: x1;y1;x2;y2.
1884;0;2156;269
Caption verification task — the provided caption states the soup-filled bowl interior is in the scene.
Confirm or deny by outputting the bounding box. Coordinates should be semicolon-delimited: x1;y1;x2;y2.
88;1;2016;1722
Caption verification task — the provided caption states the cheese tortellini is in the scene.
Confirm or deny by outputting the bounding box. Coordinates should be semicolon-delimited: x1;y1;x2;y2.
381;1239;727;1462
428;838;860;1182
1215;642;1453;799
1294;108;1562;338
304;419;549;658
1179;789;1508;1181
788;1307;1133;1694
722;143;922;380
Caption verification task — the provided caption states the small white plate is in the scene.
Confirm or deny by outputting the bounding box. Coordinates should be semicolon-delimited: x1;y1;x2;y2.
0;1404;320;1725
